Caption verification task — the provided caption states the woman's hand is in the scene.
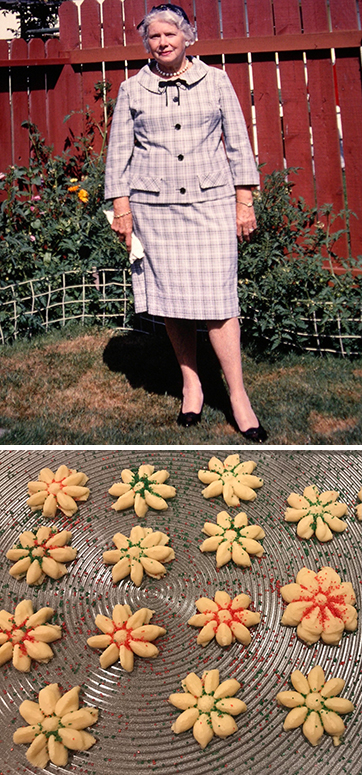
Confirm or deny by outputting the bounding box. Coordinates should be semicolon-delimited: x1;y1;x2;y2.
111;197;132;252
236;201;257;242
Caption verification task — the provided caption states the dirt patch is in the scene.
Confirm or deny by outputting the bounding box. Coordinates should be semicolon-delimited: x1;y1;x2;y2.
309;411;358;436
352;369;362;378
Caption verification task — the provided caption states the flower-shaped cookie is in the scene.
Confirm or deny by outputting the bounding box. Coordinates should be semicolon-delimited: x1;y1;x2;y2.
27;465;90;518
198;455;263;506
276;665;354;746
109;464;176;517
188;590;260;647
169;669;247;749
285;485;348;541
103;525;175;586
357;488;362;521
87;604;166;672
0;600;61;671
200;511;265;567
13;684;98;768
7;526;77;585
281;566;357;645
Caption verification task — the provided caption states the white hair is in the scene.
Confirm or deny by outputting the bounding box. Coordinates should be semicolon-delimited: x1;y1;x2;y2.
138;8;196;53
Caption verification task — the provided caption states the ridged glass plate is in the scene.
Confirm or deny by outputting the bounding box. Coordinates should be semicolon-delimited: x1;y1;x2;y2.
0;449;361;775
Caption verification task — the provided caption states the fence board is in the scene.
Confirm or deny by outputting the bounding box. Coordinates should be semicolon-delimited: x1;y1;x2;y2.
55;0;83;152
329;0;359;30
103;0;126;102
273;0;315;202
80;0;103;153
248;0;284;175
301;0;348;255
221;1;252;147
124;0;147;78
335;49;362;257
28;39;47;143
0;41;12;172
10;38;29;165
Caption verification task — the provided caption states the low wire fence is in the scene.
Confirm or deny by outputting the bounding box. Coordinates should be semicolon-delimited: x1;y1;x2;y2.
0;267;133;344
0;269;361;356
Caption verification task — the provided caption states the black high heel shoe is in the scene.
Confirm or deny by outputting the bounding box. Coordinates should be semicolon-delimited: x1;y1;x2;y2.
239;420;268;443
177;402;203;428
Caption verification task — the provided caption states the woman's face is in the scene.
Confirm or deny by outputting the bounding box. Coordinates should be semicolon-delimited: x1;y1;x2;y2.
147;20;187;71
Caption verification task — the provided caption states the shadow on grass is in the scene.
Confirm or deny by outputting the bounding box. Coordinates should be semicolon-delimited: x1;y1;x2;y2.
102;329;235;424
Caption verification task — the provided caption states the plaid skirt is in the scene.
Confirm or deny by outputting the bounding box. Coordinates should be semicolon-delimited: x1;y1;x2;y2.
130;196;239;320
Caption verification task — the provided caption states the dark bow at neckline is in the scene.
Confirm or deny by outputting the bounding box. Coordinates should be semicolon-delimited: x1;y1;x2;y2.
158;78;188;105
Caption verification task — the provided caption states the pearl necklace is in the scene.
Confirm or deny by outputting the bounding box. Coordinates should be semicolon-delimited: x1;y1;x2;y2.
155;59;189;78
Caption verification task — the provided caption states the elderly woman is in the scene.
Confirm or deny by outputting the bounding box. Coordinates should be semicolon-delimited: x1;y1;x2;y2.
105;4;267;442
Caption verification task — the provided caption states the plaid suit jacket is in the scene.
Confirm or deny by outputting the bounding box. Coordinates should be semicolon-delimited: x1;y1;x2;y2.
104;58;259;204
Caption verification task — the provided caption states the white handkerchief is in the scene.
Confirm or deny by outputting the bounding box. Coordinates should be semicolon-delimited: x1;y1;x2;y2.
103;209;144;264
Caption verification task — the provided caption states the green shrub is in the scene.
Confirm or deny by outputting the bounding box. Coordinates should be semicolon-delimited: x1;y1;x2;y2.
238;170;362;356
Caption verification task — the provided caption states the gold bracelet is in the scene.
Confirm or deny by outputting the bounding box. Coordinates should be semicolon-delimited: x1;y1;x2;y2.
113;210;131;219
236;200;253;207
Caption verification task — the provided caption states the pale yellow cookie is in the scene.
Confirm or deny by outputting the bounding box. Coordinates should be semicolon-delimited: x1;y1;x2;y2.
285;485;348;541
7;525;77;585
87;604;166;672
169;669;247;749
13;684;98;767
198;455;263;507
0;600;61;671
281;566;357;645
109;464;176;517
188;590;260;647
277;665;354;746
357;487;362;520
200;510;265;568
27;465;89;517
103;525;175;586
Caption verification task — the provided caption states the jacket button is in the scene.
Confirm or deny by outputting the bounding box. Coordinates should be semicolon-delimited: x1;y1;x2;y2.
178;154;184;161
175;123;181;130
180;187;186;194
173;96;179;102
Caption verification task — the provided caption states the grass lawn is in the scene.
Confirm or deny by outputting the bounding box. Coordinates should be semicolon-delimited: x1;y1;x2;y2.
0;325;361;445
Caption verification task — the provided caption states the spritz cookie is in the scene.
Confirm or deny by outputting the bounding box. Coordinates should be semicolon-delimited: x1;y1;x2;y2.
169;669;247;749
103;525;175;586
27;465;90;518
7;526;77;585
87;604;166;671
0;600;61;671
285;485;348;541
13;684;98;768
200;511;265;568
188;590;260;647
198;455;263;507
281;566;357;644
109;464;176;517
277;665;354;746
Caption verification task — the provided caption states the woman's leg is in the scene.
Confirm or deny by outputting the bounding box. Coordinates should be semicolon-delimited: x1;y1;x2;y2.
206;317;259;432
164;317;204;413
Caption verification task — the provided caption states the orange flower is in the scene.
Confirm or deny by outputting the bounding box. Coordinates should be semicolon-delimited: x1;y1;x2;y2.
68;185;79;192
78;188;89;203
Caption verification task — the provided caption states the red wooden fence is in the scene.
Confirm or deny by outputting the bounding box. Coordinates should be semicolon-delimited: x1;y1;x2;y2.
1;0;362;257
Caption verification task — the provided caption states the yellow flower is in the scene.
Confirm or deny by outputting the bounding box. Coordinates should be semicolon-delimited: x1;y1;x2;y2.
6;525;77;584
103;524;175;586
26;465;90;518
77;188;89;202
169;669;247;749
13;684;98;768
277;665;354;746
0;600;61;671
188;590;260;647
285;485;348;541
87;604;166;671
108;463;176;517
280;566;357;645
200;510;265;568
198;454;263;506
